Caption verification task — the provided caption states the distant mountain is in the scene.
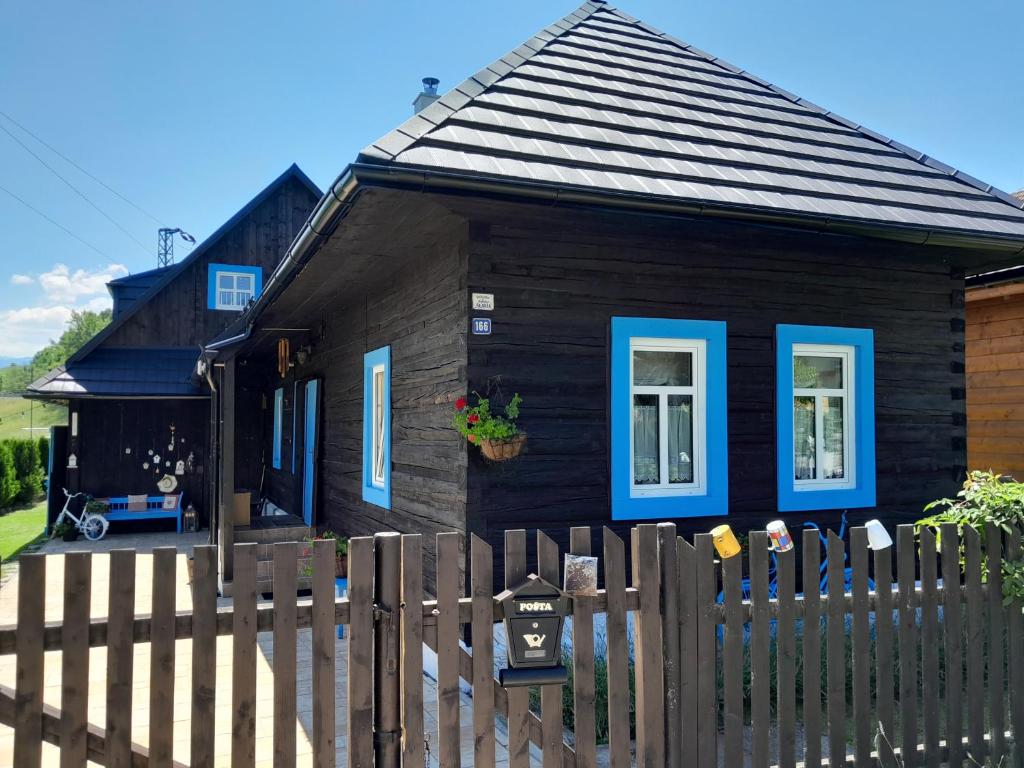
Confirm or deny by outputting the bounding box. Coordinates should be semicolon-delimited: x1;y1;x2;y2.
0;357;31;368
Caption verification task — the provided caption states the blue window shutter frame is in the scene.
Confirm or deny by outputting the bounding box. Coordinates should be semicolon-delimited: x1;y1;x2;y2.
610;317;728;520
272;387;283;470
207;263;263;310
291;380;298;474
776;324;876;512
362;346;391;509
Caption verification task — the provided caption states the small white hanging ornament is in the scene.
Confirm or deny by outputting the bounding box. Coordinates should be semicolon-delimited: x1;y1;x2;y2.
175;459;185;476
143;462;149;469
148;449;153;456
153;454;161;463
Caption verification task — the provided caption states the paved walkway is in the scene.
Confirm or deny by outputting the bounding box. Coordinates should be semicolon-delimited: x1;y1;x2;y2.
0;531;526;767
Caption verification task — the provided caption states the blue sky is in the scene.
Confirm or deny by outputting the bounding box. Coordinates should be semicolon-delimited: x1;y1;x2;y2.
0;0;1021;357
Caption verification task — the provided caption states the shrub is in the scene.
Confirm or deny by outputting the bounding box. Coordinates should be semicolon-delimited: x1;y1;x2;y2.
0;442;18;508
36;435;49;471
10;439;43;503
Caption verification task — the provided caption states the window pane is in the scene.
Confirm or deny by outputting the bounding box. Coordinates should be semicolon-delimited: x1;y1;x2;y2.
218;274;234;290
218;290;233;307
667;394;693;484
632;394;659;484
234;290;250;306
822;396;845;480
794;355;843;389
794;396;816;480
236;275;253;292
373;370;385;482
633;350;692;386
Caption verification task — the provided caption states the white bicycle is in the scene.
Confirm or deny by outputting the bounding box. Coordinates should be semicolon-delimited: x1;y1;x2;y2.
53;488;109;542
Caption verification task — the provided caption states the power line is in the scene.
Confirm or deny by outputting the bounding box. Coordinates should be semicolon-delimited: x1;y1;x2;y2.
0;120;151;256
0;109;165;227
0;182;112;259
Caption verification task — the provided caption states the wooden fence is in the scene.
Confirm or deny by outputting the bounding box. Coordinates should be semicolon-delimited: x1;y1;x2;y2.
0;522;1021;767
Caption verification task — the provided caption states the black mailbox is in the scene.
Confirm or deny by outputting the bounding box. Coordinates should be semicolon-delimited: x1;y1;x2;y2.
497;574;570;688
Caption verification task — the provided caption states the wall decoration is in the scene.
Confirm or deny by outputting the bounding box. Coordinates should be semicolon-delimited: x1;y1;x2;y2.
68;453;77;469
143;462;150;470
148;449;153;456
175;460;185;476
153;454;161;464
125;447;131;455
157;474;178;493
165;460;171;467
186;452;195;473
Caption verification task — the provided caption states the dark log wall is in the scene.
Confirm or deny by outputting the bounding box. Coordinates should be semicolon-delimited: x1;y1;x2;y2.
73;399;208;519
464;204;966;566
101;176;319;348
244;218;470;582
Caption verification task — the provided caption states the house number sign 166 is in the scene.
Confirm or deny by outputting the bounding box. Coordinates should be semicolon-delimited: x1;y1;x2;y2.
472;318;492;335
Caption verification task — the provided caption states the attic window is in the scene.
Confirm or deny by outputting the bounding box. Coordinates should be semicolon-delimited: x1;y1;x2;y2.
207;264;263;311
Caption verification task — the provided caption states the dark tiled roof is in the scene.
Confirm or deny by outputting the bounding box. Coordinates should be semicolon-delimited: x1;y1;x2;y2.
108;265;178;319
26;348;205;398
359;1;1024;243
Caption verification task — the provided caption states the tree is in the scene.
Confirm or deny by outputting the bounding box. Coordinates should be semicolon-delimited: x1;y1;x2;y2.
11;439;42;502
0;309;112;394
0;442;17;508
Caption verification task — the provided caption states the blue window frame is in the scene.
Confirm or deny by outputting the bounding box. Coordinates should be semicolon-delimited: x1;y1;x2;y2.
362;346;391;509
272;387;283;470
776;325;875;511
207;263;262;311
611;317;728;520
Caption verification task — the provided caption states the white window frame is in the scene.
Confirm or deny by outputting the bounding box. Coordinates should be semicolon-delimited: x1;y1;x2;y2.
371;363;386;488
214;270;256;311
792;343;855;491
628;337;707;498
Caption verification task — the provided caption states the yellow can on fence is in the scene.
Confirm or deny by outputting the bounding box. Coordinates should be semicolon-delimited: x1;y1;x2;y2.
710;524;741;559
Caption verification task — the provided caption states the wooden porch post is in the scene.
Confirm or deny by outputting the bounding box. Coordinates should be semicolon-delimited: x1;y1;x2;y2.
218;358;235;587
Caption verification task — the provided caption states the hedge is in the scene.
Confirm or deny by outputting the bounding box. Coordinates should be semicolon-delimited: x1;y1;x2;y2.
0;438;46;510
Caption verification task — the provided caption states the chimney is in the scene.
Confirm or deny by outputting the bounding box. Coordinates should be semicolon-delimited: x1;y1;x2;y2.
413;77;441;114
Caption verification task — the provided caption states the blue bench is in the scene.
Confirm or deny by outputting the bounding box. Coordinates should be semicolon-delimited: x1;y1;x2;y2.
101;495;183;533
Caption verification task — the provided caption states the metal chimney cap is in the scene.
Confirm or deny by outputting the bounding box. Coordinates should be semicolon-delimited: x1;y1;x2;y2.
422;77;440;94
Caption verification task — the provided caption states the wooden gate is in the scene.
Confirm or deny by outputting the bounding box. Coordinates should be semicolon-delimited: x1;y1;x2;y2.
2;521;1021;766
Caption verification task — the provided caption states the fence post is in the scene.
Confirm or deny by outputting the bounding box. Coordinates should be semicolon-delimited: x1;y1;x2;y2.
374;532;402;768
658;523;681;768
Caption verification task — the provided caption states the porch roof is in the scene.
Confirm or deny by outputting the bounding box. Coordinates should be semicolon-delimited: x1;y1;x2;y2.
26;347;206;399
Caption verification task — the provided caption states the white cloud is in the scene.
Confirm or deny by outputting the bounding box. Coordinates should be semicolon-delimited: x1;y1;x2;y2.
0;305;75;358
0;262;123;357
37;262;127;303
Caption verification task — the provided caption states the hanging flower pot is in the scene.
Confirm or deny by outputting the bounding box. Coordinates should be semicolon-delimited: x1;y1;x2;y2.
453;391;526;462
478;433;528;462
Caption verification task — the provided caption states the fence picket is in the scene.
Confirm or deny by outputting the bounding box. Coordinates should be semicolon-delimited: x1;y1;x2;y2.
985;523;1006;763
1006;527;1023;759
677;537;698;763
602;527;631;768
776;545;796;768
826;532;846;768
657;524;680;768
633;524;665;768
313;538;337;768
749;530;770;768
897;525;918;768
802;528;822;768
190;545;217;766
13;552;44;767
232;543;258;767
435;532;463;768
850;527;871;768
694;533;717;768
918;528;940;768
60;551;90;768
348;537;375;768
571;526;598;768
471;535;496;768
148;548;176;768
400;535;425;768
938;523;963;768
873;537;895;747
273;542;298;768
964;525;985;763
106;548;135;768
537;531;563;768
722;537;744;768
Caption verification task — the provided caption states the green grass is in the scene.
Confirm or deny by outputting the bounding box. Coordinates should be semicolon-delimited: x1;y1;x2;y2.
0;499;47;562
0;396;65;441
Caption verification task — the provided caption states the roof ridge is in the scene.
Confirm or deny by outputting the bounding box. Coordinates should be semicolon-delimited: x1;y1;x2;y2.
358;1;607;164
598;4;1024;213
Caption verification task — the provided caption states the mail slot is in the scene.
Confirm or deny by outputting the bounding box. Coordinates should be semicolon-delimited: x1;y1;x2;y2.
497;574;570;688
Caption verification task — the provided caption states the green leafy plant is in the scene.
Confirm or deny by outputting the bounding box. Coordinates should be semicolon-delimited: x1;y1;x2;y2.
301;530;349;577
452;392;522;444
918;470;1024;605
52;520;77;540
84;499;107;516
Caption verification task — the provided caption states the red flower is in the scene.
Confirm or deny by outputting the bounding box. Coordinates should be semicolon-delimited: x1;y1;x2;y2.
455;397;467;411
467;413;480;424
468;434;476;443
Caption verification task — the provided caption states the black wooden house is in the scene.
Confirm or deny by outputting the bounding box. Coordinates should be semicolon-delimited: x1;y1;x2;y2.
28;165;321;538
